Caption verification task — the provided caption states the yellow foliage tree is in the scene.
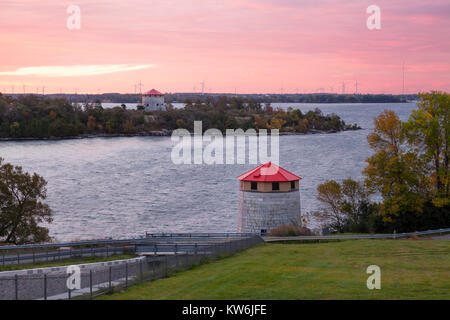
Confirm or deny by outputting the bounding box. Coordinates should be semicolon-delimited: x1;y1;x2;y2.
363;110;430;222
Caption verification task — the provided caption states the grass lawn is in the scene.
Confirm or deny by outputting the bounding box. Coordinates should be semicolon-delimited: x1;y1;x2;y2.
0;254;137;272
100;240;449;300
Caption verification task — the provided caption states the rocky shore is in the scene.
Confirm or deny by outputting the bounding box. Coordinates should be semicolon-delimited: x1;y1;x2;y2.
0;127;362;142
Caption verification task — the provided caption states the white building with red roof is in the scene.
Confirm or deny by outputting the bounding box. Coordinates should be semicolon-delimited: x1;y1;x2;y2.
142;89;165;111
237;162;302;234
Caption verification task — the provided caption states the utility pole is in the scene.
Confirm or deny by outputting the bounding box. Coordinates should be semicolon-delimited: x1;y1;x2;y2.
342;82;345;94
355;80;358;94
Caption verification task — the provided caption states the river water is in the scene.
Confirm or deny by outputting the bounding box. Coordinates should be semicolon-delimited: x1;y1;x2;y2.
0;102;417;241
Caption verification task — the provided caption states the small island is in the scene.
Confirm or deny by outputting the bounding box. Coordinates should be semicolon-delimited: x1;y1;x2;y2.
0;94;360;140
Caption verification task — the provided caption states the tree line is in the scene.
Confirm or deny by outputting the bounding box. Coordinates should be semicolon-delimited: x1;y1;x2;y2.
0;94;359;139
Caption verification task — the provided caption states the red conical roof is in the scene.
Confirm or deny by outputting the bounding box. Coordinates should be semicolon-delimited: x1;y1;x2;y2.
143;89;163;96
237;162;302;182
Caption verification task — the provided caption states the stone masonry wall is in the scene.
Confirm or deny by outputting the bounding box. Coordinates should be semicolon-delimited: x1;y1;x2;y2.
142;96;165;111
237;190;301;233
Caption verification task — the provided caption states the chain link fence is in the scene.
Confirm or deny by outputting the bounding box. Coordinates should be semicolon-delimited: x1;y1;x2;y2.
0;236;263;300
0;245;135;266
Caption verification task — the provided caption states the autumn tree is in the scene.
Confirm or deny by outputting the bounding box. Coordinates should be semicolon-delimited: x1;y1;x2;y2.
316;180;346;232
405;91;449;207
363;110;430;223
86;115;97;133
0;158;53;244
316;179;379;233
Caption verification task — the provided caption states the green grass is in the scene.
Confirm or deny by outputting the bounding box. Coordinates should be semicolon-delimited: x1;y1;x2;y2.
0;254;137;272
100;240;450;300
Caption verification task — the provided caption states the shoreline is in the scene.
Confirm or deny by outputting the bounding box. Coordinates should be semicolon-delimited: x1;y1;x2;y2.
0;128;362;142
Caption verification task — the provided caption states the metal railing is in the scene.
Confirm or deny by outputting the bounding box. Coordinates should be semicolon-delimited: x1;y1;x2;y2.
145;232;258;238
264;228;450;241
0;245;135;266
0;236;264;300
0;233;259;266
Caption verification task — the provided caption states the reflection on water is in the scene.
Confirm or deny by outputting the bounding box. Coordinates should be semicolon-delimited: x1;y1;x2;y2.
0;103;416;241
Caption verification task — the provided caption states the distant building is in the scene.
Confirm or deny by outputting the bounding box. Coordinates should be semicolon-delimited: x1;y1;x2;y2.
142;89;165;111
237;162;302;234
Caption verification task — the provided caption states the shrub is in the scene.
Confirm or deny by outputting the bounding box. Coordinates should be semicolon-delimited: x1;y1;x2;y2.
268;225;314;237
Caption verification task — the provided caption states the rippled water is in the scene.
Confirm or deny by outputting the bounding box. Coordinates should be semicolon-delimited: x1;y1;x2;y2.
0;102;417;241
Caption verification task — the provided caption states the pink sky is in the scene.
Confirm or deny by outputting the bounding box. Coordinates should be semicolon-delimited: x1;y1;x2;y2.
0;0;449;94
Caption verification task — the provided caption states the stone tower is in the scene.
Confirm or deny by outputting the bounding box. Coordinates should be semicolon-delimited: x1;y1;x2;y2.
237;162;302;234
142;89;165;111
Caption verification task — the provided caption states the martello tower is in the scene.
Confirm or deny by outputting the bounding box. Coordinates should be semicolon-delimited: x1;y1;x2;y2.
237;162;302;234
142;89;165;111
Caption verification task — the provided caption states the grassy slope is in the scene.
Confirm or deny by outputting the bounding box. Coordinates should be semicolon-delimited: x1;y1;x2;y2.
101;240;450;300
0;254;137;272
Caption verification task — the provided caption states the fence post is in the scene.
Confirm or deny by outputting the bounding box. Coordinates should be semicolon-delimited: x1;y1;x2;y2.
44;274;47;300
164;255;168;277
17;252;20;264
125;263;128;288
109;266;112;292
151;259;155;280
106;246;109;257
89;270;93;300
140;260;143;281
187;250;190;269
2;250;4;266
46;250;49;262
33;250;35;264
15;274;18;300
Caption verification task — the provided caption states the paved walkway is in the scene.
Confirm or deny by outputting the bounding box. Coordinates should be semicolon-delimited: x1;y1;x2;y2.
423;234;450;240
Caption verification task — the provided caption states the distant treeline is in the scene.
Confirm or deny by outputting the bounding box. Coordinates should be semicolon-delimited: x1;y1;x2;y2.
2;92;417;104
0;94;360;139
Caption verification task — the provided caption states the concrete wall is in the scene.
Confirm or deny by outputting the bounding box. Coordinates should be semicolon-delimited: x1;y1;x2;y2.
237;189;301;233
142;96;165;111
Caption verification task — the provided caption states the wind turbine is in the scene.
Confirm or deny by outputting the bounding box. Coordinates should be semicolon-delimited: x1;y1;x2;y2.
200;81;205;95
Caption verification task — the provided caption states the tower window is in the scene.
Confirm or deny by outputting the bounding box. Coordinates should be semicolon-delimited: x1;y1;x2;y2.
251;181;257;190
272;182;280;191
291;181;295;189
